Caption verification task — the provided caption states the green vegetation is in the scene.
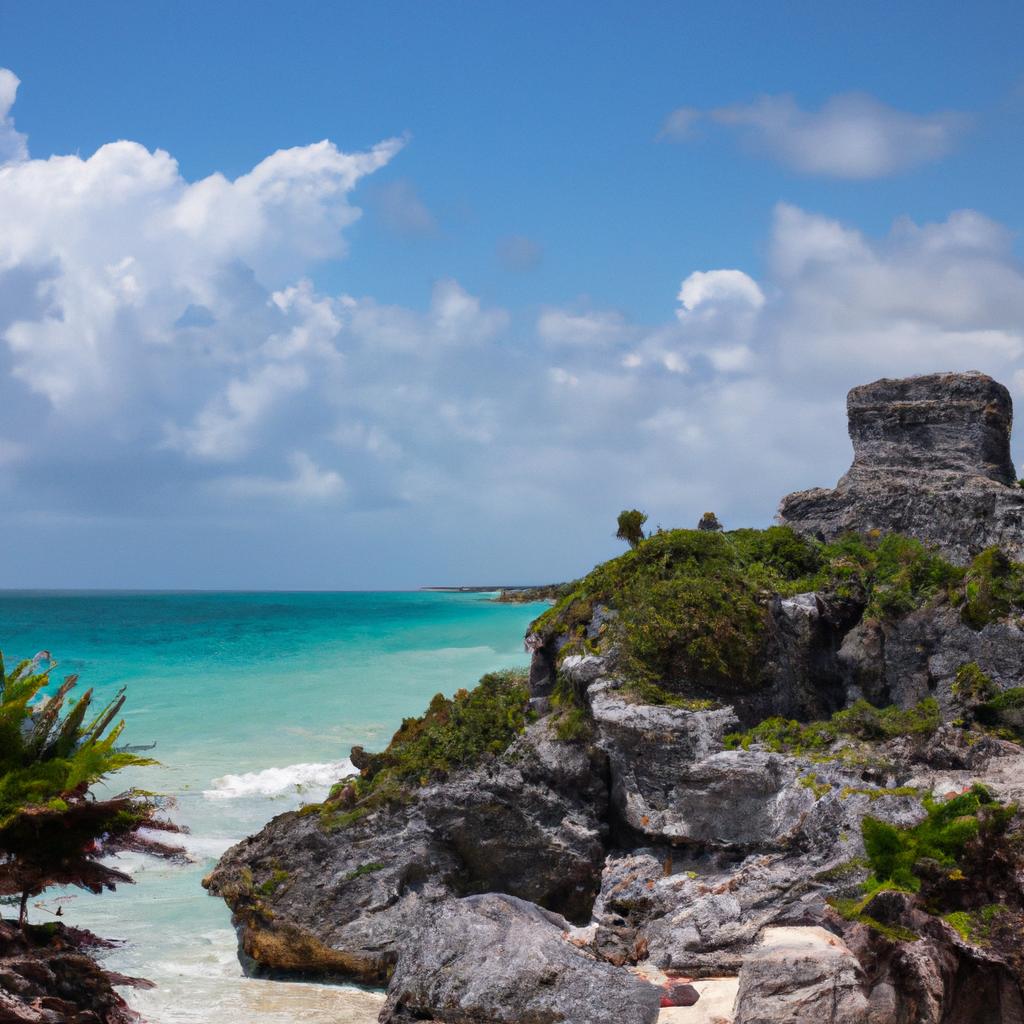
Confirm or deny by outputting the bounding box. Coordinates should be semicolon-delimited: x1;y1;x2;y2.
838;785;919;802
974;686;1024;737
861;784;1014;895
256;868;289;896
800;773;832;799
830;786;1018;943
0;651;178;927
724;698;941;758
697;512;723;532
616;509;648;550
943;904;1007;943
960;547;1024;629
315;669;532;830
624;679;717;710
532;527;1024;698
952;662;999;706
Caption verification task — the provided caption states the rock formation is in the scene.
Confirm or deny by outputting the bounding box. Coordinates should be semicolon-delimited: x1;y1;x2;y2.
208;371;1024;1024
778;372;1024;564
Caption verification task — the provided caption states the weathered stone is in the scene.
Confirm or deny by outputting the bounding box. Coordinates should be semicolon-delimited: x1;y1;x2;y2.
778;372;1024;564
0;920;143;1024
733;926;869;1024
379;893;663;1024
838;600;1024;715
204;718;610;983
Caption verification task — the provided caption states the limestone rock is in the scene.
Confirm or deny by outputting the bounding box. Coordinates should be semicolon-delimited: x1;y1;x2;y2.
733;926;869;1024
204;718;610;983
778;372;1024;564
378;893;663;1024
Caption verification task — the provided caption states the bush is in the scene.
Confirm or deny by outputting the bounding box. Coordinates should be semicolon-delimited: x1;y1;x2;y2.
724;698;941;755
961;547;1024;629
530;525;1024;701
861;784;1015;895
319;669;533;828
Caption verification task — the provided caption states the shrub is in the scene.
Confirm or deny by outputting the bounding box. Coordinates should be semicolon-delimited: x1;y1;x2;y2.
860;784;1015;895
724;698;941;756
961;547;1024;629
317;669;533;828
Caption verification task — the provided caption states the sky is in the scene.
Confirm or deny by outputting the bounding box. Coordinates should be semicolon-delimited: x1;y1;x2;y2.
1;1;1024;588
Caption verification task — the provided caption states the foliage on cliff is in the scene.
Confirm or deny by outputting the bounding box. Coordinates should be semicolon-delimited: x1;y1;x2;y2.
318;669;532;828
833;784;1023;948
531;526;1024;692
0;651;180;928
724;697;941;758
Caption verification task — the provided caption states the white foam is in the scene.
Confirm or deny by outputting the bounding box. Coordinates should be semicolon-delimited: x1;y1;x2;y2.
202;759;355;800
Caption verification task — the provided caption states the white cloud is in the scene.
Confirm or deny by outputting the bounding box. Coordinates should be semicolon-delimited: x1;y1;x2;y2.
0;69;27;164
1;67;1024;587
537;308;633;347
216;451;345;501
663;92;967;178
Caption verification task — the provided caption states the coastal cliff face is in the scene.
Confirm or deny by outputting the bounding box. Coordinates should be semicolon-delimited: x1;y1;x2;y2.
208;372;1024;1024
778;372;1024;564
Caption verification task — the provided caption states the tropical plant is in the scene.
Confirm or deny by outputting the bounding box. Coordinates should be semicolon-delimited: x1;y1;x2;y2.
615;509;647;549
0;651;180;928
697;511;723;532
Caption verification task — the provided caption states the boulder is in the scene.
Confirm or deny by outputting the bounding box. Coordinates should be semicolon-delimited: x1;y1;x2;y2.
379;893;663;1024
733;926;869;1024
778;372;1024;564
204;719;610;982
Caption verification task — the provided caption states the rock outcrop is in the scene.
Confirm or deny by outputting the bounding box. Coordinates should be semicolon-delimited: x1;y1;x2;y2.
209;371;1024;1024
379;894;663;1024
0;920;145;1024
779;372;1024;564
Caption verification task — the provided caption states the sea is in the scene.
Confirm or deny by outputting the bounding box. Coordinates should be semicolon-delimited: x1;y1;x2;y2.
0;590;547;1023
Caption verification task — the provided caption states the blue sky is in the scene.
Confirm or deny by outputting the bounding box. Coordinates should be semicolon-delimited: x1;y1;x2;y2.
1;2;1023;587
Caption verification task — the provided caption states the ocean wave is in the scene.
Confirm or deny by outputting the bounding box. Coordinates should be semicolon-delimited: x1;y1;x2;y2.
202;759;355;801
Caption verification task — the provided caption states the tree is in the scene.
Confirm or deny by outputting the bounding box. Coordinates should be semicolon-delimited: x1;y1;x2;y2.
0;652;180;929
616;510;648;549
698;511;723;532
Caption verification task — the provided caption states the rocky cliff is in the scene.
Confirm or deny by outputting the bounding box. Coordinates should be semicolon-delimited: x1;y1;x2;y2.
778;372;1024;564
207;372;1024;1024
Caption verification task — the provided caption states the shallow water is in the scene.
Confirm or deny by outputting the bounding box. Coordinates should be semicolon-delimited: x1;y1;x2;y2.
0;590;545;1022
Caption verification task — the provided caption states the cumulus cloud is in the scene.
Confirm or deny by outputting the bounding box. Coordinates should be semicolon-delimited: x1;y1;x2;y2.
663;92;967;178
1;67;1023;587
0;69;28;164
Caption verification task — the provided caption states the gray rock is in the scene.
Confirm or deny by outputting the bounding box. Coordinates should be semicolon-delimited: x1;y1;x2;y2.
838;600;1024;714
733;926;869;1024
204;719;610;982
778;372;1024;564
378;893;663;1024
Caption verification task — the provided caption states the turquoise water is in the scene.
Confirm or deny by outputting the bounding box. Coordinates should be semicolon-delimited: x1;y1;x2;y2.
0;590;546;1023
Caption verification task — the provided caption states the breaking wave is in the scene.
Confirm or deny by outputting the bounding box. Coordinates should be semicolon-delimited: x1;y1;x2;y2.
203;759;356;801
